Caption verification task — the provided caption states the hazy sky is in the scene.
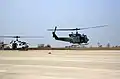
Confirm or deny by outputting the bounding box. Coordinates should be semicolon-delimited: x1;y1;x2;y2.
0;0;120;47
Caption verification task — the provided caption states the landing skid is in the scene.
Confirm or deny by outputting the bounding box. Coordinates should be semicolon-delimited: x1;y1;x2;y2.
80;43;89;45
65;43;89;48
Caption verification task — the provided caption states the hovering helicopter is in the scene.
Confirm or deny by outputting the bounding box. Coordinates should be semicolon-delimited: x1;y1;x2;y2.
48;25;106;45
0;36;43;50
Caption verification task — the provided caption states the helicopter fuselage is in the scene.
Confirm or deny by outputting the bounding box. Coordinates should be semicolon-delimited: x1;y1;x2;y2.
52;32;89;45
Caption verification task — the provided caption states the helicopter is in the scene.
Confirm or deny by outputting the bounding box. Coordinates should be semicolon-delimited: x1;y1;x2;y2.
48;25;106;45
0;42;9;49
0;36;43;50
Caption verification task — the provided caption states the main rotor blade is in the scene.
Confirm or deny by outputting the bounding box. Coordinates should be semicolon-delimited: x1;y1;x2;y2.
47;28;79;31
17;36;44;38
0;36;15;38
79;25;107;30
48;25;107;31
0;36;43;38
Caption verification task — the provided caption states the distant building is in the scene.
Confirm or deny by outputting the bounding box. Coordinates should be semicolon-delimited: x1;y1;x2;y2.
45;44;51;48
38;44;51;48
106;43;110;48
38;44;45;48
97;42;102;47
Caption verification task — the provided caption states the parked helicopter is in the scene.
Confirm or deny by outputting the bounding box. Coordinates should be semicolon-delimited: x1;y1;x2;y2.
0;42;9;49
48;25;106;45
0;36;43;50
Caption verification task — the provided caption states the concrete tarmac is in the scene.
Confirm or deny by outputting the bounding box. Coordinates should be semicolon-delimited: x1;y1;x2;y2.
0;50;120;79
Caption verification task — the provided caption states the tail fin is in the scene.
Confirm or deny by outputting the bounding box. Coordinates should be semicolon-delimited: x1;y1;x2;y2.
53;26;58;39
52;32;58;39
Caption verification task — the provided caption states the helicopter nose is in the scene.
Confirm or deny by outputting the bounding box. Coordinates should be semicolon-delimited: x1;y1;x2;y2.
85;37;89;43
87;38;89;42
